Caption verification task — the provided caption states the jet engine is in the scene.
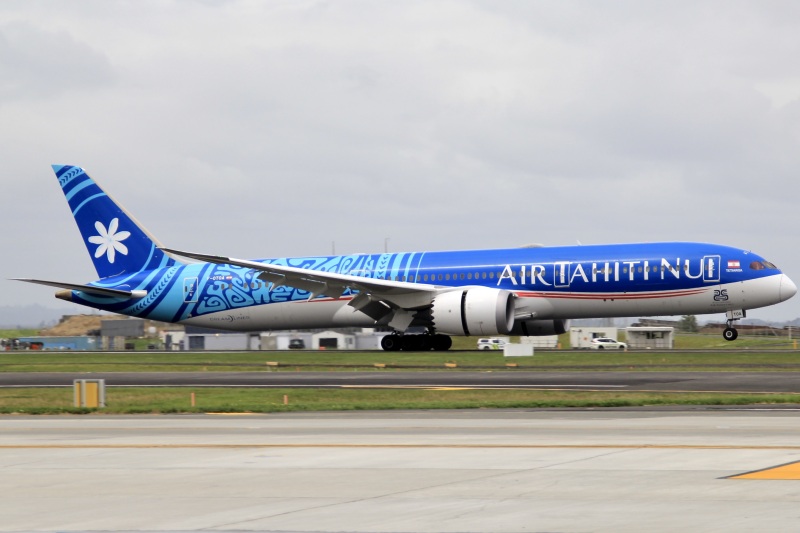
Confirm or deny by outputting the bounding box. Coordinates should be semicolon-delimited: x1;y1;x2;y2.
430;287;515;336
510;318;569;336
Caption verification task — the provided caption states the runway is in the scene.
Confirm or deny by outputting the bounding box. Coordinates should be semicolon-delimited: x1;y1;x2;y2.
2;409;800;532
2;370;800;393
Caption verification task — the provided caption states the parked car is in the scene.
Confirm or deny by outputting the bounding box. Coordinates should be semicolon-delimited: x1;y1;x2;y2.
477;338;508;350
288;339;305;349
589;337;627;350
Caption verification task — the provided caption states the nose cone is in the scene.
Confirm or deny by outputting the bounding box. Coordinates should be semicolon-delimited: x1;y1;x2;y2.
780;274;797;302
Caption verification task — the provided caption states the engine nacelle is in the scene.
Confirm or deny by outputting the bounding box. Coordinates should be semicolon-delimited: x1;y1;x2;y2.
431;287;514;336
510;319;569;336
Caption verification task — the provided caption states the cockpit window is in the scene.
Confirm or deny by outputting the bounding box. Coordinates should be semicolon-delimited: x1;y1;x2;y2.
750;261;778;270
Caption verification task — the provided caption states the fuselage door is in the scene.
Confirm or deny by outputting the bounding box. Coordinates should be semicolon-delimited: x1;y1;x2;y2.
554;261;571;288
183;277;199;303
704;255;721;283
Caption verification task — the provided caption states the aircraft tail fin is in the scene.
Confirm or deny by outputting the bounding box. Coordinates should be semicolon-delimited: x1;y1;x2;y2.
52;165;177;279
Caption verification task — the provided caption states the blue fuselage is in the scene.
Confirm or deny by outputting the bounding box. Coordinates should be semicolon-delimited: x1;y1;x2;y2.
63;242;791;331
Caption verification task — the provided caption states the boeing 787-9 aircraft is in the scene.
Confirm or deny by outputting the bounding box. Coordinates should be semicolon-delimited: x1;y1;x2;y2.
15;166;797;350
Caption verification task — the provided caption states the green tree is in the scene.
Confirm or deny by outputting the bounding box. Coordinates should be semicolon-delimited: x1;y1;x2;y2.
679;315;698;333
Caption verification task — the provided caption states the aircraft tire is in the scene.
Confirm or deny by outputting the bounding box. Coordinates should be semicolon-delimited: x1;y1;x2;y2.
432;334;452;351
381;334;402;351
723;327;738;341
419;336;432;351
400;335;417;351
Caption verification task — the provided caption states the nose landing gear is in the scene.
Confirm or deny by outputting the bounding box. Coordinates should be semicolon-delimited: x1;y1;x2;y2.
722;310;745;341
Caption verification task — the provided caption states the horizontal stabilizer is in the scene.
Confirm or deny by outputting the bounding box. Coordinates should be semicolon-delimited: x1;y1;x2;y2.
11;278;147;299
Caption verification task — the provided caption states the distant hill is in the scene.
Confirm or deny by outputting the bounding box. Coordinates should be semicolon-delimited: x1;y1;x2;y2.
741;317;800;328
0;305;110;329
39;314;127;336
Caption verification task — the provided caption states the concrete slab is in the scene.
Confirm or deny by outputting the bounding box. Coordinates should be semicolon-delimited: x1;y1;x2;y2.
2;409;800;532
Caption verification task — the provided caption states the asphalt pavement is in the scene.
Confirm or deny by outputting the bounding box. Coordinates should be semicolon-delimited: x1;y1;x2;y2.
1;370;800;393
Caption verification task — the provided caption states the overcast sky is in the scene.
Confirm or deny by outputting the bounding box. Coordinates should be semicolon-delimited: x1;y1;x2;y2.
2;1;800;322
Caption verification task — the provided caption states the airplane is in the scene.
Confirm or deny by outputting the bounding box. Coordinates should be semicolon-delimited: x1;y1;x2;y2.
13;165;797;351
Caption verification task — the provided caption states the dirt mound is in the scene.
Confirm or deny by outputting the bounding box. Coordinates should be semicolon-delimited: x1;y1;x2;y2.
39;314;126;337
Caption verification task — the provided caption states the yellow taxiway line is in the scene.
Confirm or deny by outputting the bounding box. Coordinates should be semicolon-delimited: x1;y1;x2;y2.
3;443;800;450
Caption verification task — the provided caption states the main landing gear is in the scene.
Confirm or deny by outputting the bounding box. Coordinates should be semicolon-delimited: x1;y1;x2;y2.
380;332;452;351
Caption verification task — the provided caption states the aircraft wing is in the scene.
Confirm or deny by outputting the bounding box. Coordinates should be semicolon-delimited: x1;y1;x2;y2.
12;278;148;299
161;248;445;329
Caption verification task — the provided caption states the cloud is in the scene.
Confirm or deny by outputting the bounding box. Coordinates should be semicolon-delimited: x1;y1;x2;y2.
0;21;114;103
2;0;800;321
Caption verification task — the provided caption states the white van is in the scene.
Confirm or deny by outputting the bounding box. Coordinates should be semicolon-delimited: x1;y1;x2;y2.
477;337;508;350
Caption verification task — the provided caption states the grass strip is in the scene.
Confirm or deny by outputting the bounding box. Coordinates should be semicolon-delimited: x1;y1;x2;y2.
1;387;799;415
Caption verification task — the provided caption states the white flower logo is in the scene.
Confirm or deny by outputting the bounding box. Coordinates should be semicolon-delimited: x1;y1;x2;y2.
88;218;131;264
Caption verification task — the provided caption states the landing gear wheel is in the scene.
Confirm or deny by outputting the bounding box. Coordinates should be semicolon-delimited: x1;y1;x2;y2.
431;334;452;351
723;327;738;341
400;335;425;351
381;334;402;351
418;335;432;351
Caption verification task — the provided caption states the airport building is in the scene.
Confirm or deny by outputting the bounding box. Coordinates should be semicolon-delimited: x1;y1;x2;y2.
625;326;675;349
